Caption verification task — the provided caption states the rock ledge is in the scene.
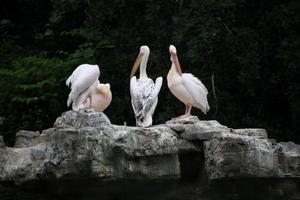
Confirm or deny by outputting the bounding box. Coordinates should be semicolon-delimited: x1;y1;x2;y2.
0;110;299;183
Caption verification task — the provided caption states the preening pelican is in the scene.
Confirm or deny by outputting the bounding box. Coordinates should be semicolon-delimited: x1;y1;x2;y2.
66;64;112;112
167;45;210;117
83;83;112;112
130;46;163;127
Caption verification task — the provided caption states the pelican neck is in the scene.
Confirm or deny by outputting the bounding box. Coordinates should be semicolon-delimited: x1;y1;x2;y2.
139;52;149;78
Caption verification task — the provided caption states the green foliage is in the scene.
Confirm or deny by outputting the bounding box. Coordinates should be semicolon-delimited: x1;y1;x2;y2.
0;0;299;144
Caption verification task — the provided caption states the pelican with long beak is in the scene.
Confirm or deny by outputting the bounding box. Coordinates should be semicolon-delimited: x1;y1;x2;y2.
167;45;210;117
66;64;112;112
130;45;163;127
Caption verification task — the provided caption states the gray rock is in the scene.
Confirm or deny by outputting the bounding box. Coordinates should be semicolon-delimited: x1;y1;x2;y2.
204;134;277;180
0;111;180;183
166;115;202;126
1;110;300;184
177;139;202;153
231;128;268;139
166;116;230;140
14;130;40;148
275;142;300;177
0;136;4;148
54;109;111;128
102;125;178;157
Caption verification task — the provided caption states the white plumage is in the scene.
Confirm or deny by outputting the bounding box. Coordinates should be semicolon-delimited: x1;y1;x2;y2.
83;83;112;112
66;64;100;111
66;64;112;112
130;46;163;127
167;45;209;117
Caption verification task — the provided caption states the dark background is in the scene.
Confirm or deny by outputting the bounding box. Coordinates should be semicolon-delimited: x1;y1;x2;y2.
0;0;299;145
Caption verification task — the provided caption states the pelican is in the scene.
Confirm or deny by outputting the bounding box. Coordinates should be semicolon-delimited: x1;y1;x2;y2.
167;45;210;117
83;83;112;112
66;64;112;112
130;45;163;127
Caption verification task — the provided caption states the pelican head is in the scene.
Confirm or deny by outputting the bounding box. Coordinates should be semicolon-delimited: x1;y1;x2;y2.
96;83;111;95
140;45;150;54
169;45;177;54
169;44;182;75
130;45;150;78
169;45;177;63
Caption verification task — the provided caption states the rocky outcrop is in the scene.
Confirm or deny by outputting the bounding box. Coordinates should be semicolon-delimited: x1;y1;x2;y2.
54;109;111;128
14;130;40;148
204;135;300;180
204;134;276;179
275;142;300;177
0;119;179;183
0;110;300;184
166;116;230;141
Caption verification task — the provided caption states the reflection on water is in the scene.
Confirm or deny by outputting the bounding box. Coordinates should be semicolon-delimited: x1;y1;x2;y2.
1;178;300;200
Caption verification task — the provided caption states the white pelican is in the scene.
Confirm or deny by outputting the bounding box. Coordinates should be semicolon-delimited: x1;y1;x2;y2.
83;83;112;112
66;64;112;112
167;45;210;117
130;45;163;127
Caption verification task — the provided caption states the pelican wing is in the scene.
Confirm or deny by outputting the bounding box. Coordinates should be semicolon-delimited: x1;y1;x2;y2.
130;76;142;117
130;77;161;118
66;64;87;88
142;77;163;117
66;64;100;110
181;73;210;113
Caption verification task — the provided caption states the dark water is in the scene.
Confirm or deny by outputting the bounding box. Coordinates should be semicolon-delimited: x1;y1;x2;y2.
1;178;300;200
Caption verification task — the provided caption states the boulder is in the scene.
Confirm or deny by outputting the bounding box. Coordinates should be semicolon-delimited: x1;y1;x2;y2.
231;128;268;139
14;130;40;148
275;142;300;177
54;109;111;128
204;134;277;180
0;110;180;183
1;111;300;184
166;116;230;140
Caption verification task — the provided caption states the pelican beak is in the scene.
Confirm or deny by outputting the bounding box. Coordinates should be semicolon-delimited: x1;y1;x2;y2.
130;53;143;78
171;52;182;75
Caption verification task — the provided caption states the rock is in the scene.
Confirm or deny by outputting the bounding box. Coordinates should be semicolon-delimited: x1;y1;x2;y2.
231;128;268;139
166;116;230;140
177;139;202;153
204;134;277;180
0;111;180;183
103;125;178;157
1;110;300;184
275;142;300;177
166;115;202;127
0;136;4;148
14;130;40;148
54;109;111;128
